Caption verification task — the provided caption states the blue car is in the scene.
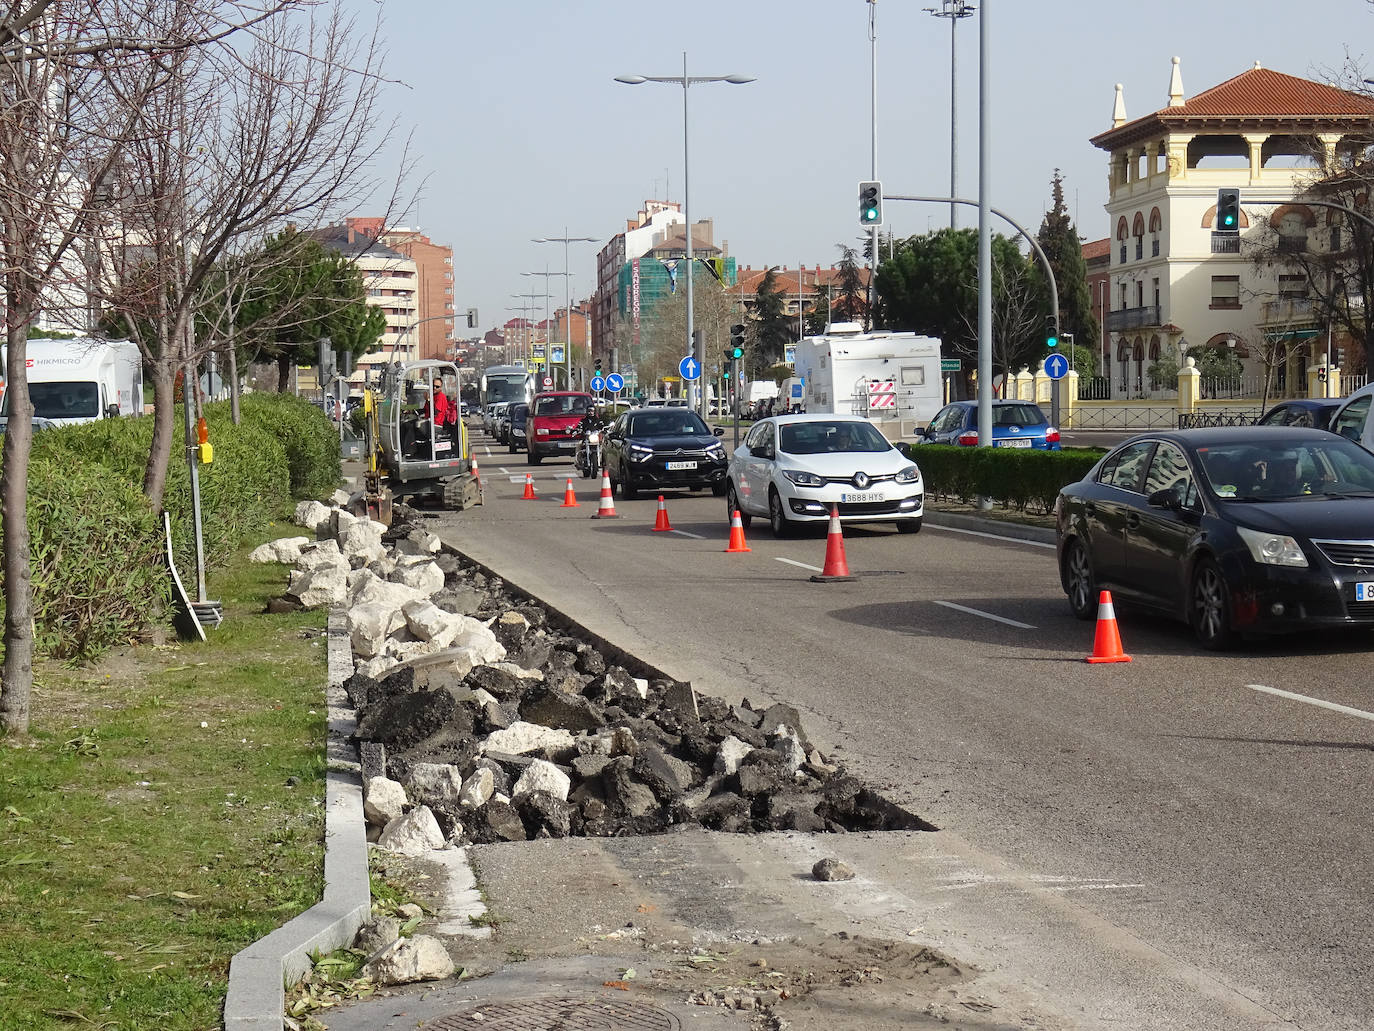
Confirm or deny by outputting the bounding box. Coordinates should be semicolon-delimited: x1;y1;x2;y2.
916;400;1061;449
1255;398;1342;432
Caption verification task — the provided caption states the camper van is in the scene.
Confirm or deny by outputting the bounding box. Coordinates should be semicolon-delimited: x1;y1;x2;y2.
0;337;143;428
792;324;943;425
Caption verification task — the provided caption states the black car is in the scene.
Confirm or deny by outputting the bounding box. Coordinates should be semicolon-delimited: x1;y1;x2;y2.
506;403;529;453
603;408;728;500
1255;398;1342;432
1056;426;1374;649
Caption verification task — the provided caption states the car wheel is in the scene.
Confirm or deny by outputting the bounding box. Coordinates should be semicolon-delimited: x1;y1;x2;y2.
508;440;517;454
896;518;922;534
1190;557;1235;650
1063;537;1096;620
527;448;541;465
711;481;727;497
768;489;793;538
727;483;751;529
619;472;638;501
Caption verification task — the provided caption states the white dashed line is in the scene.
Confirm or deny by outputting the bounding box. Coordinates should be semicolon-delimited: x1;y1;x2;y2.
776;557;824;573
1245;683;1374;724
926;522;1057;550
933;600;1037;629
670;529;706;540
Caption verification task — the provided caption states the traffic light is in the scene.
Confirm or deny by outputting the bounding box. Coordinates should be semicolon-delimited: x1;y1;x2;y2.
466;307;479;328
1216;188;1241;232
729;323;746;358
594;357;603;376
859;181;883;227
1046;316;1059;349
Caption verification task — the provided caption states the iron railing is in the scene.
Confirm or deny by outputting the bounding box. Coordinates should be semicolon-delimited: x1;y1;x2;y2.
1104;305;1161;332
1177;408;1263;429
1068;406;1180;430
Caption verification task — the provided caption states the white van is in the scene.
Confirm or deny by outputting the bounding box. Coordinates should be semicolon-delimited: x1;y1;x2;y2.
1;337;144;427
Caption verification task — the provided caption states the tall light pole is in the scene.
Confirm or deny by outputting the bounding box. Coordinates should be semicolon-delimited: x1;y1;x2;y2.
926;1;975;230
534;229;597;391
867;1;879;320
616;55;755;419
510;291;551;369
521;271;567;386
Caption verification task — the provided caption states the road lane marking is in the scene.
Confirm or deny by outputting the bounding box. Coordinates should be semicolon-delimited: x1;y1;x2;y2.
1245;683;1374;724
926;523;1056;550
670;529;706;539
776;557;823;572
499;467;509;474
484;446;492;456
933;600;1037;629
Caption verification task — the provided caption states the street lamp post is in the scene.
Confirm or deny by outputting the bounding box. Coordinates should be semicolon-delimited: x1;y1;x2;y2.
511;290;552;371
616;55;755;420
925;1;975;230
533;229;597;392
521;271;567;385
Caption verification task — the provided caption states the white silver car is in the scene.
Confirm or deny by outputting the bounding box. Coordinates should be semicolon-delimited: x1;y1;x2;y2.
725;414;924;536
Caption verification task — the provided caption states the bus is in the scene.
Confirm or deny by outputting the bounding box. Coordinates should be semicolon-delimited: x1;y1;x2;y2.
480;364;532;408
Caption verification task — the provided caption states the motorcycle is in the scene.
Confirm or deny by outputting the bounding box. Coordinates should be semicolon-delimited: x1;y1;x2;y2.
574;420;603;479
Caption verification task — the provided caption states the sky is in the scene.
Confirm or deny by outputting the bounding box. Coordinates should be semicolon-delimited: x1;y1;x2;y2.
339;0;1372;339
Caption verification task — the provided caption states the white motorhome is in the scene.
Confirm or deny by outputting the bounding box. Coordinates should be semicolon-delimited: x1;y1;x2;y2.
792;324;944;427
1;337;144;427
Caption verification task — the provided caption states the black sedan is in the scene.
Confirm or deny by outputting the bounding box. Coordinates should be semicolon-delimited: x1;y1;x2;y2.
603;409;728;500
1255;398;1342;432
1056;426;1374;649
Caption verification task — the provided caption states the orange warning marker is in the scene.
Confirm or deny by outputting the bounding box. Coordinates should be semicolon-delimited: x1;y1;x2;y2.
521;473;537;500
591;470;619;519
470;454;482;488
724;509;751;552
560;477;580;508
1085;590;1132;663
809;505;856;582
651;495;673;532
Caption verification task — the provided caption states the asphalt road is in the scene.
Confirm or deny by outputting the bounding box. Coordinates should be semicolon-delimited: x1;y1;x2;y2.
434;428;1374;1030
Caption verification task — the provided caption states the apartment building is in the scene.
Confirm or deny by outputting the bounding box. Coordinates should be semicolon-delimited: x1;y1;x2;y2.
383;227;455;361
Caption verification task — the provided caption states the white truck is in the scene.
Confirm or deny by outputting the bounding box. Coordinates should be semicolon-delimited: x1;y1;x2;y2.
1;337;144;428
792;323;944;428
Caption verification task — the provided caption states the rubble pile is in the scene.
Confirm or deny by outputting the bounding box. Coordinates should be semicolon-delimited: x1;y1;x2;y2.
262;497;933;850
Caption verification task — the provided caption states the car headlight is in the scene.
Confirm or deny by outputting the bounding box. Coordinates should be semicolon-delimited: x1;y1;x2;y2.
705;443;725;459
895;465;921;484
536;427;550;435
630;444;654;463
1236;526;1308;567
781;468;826;488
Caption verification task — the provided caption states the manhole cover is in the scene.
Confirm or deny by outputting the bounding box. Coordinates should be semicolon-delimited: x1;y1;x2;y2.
422;995;682;1031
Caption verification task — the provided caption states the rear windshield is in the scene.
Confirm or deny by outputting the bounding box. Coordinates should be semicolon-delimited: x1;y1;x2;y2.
627;412;709;436
18;381;100;418
535;395;590;416
780;421;891;454
992;404;1047;427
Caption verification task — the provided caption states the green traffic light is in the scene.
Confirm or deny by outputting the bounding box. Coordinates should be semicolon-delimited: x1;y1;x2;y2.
1047;336;1058;348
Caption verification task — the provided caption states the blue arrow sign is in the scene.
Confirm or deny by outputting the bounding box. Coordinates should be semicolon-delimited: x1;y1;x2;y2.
606;373;625;393
679;355;701;381
590;375;605;392
1043;353;1069;380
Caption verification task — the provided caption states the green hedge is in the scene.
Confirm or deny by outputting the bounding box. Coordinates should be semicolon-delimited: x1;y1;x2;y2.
3;393;341;659
901;444;1102;514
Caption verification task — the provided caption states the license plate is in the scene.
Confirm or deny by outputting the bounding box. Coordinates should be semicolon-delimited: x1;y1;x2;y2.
996;438;1032;448
435;440;451;452
666;461;697;470
841;492;884;503
1356;582;1374;602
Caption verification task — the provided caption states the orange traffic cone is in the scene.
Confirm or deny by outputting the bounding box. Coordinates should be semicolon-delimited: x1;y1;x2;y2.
591;470;618;519
1085;590;1132;663
560;477;580;508
521;473;537;500
469;454;482;488
810;505;856;582
724;510;751;553
652;495;673;532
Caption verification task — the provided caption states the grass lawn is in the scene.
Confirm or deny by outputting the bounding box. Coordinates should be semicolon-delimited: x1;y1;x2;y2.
0;513;328;1031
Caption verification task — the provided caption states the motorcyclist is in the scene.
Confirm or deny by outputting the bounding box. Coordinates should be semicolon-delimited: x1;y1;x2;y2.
575;406;608;476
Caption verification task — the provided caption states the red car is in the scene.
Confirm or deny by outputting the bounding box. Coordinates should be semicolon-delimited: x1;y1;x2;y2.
527;391;593;464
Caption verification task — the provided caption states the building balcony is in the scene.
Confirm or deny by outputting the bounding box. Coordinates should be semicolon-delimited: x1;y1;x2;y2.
1260;297;1316;323
1211;233;1241;254
1105;305;1162;332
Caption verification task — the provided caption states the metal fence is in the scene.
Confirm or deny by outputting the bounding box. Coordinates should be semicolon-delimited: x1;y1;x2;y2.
1067;406;1180;430
1176;408;1264;429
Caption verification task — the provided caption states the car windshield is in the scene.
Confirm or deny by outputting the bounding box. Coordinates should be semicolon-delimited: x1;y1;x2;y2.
780;421;892;455
1197;438;1374;500
535;395;590;416
992;404;1047;427
29;381;99;418
627;412;709;437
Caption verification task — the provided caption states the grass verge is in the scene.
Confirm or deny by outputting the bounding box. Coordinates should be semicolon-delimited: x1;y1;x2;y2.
0;510;328;1031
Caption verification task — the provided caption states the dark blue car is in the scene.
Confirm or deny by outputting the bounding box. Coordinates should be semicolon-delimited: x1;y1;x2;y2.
916;400;1061;450
1255;398;1342;432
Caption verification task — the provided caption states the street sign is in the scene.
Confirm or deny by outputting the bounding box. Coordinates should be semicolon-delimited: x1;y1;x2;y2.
530;356;546;365
678;355;702;381
590;375;606;392
940;358;962;372
1043;353;1069;380
606;373;625;393
551;345;564;364
542;376;553;389
533;343;546;357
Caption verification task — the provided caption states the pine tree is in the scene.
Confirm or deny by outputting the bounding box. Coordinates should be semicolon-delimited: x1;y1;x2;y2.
1035;170;1100;376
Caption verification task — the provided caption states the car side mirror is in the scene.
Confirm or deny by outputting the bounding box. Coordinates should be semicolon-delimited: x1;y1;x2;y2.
1147;486;1183;511
106;403;120;419
893;441;914;459
713;426;725;437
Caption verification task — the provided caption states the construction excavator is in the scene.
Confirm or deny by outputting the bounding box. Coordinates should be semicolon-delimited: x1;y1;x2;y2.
355;359;481;525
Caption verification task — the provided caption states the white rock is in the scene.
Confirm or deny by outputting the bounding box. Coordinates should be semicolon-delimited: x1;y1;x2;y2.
471;688;498;707
330;507;359;542
287;563;348;608
772;727;806;772
384;638;444;665
492;661;544;682
350;573;425;611
355;654;398;680
714;736;753;776
362;934;455;985
406;763;465;809
395;531;442;557
349;542;387;568
363;776;407;827
402;599;460;645
329;488;351;508
340;519;385;558
249;536;311;564
512;759;571;802
350;601;408;659
376;805;445;857
451;622;505;664
459;767;494;808
482;721;574;756
393;561;444;597
293;500;333;533
296;538;344;570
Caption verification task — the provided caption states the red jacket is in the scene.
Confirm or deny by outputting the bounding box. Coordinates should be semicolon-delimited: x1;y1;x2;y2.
426;390;457;425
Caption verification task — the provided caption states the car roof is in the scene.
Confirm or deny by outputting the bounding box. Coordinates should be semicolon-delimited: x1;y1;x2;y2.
533;391;591;398
1117;426;1340;448
761;413;877;426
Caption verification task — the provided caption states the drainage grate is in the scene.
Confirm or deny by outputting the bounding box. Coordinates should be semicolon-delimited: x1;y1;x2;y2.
422;995;682;1031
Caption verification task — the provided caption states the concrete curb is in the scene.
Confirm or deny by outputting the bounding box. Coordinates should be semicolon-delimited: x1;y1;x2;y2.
224;607;370;1031
923;508;1058;547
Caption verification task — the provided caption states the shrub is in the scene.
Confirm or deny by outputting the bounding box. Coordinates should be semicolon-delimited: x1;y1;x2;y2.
907;443;1101;514
236;393;341;498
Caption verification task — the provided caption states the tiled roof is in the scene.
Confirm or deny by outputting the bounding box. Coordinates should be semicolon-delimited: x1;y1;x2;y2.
1081;238;1110;260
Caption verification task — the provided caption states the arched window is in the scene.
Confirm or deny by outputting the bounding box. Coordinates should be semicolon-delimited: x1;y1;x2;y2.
1148;207;1162;257
1132;212;1145;260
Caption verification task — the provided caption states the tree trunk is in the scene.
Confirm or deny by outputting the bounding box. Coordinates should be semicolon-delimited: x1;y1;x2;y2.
1;314;35;736
228;334;241;425
143;361;177;511
277;353;292;392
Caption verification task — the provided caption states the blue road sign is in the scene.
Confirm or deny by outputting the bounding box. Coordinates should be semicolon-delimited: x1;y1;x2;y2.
606;373;625;393
1043;353;1069;380
590;375;605;392
678;355;702;381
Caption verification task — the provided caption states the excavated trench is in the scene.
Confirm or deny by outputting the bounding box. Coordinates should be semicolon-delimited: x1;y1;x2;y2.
346;504;937;846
